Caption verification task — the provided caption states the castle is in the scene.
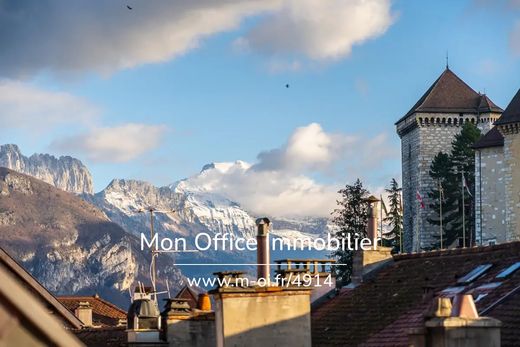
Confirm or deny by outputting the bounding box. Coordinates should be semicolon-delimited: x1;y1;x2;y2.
396;67;520;251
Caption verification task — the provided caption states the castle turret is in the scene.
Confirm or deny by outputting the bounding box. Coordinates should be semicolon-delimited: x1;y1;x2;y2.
495;89;520;241
396;68;502;251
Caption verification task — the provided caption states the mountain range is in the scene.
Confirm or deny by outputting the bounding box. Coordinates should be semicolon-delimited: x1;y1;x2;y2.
0;144;331;301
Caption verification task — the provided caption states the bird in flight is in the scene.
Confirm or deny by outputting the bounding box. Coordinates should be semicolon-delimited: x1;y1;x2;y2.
285;84;290;88
127;5;133;10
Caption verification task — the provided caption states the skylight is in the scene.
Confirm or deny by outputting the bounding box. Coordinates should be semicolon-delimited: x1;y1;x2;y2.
457;264;492;284
496;262;520;279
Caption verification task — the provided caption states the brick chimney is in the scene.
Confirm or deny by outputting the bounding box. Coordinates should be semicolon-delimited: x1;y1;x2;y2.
256;218;271;283
350;196;393;285
75;301;92;327
409;295;501;347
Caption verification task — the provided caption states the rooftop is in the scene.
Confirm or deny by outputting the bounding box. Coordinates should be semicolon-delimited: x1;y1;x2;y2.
311;242;520;347
58;294;127;327
473;126;504;149
495;88;520;126
396;68;502;124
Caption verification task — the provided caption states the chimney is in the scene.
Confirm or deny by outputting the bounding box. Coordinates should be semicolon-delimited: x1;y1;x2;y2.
409;295;501;347
256;217;271;283
366;195;379;244
350;196;393;285
75;301;92;327
197;293;211;311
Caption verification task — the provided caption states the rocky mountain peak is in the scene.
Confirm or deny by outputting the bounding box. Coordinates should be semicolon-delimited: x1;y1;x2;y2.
0;144;93;194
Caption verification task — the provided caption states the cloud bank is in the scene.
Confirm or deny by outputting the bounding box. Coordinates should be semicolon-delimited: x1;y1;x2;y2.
51;124;168;163
0;80;166;163
179;123;398;217
0;0;395;77
0;80;97;131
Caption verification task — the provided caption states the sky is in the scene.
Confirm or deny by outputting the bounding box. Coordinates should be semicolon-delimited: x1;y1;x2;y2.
1;0;520;218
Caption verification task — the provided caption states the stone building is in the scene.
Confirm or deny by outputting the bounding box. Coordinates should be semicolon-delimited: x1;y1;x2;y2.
396;67;502;251
476;89;520;244
473;127;507;245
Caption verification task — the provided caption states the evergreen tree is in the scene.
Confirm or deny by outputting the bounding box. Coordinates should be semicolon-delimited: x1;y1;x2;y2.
450;122;481;245
426;122;481;248
331;179;369;285
427;152;460;248
383;178;403;252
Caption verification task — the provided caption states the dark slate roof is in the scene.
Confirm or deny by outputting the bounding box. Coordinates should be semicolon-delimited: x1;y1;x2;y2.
396;68;503;124
311;242;520;347
495;88;520;126
175;285;199;309
473;127;504;149
72;327;127;347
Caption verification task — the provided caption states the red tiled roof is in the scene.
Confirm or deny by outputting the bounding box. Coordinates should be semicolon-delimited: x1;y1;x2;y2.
311;242;520;347
397;68;502;124
58;295;126;327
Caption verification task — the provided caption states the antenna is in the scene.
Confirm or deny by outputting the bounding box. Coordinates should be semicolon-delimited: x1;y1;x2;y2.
446;50;449;69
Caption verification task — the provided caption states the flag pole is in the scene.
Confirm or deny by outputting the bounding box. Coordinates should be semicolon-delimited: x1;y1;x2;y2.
416;199;420;252
380;196;383;247
461;170;466;248
439;180;443;250
399;191;403;254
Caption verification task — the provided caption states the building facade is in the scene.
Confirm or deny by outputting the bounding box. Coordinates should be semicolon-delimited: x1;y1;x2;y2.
396;68;502;251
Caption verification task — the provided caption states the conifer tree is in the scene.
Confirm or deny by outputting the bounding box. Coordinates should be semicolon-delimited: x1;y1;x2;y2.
450;122;481;245
427;152;460;248
383;178;403;252
331;179;369;285
427;122;481;248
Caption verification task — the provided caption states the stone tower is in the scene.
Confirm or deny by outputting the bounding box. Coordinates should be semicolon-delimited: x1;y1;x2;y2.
395;68;502;252
495;89;520;241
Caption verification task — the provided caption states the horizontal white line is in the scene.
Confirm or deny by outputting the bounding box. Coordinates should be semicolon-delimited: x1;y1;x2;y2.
173;263;345;266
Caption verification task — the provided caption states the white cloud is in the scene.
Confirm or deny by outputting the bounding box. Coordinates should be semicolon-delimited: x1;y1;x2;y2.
239;0;395;61
0;80;98;132
0;0;395;77
181;123;398;218
254;122;357;172
51;124;167;163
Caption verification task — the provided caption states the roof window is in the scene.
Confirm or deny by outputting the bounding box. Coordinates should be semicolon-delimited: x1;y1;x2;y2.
496;262;520;279
457;264;492;284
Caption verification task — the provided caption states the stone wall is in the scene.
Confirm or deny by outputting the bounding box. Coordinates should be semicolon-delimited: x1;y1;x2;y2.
474;147;506;244
399;113;473;251
501;125;520;241
213;289;311;347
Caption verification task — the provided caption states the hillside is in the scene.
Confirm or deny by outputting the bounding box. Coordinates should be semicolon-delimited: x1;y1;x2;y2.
0;167;182;307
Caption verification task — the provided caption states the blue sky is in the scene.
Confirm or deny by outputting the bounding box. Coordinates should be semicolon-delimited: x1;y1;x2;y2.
1;0;519;216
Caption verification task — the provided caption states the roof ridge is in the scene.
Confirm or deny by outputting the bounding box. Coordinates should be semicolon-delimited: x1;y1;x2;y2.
393;241;520;261
58;295;126;315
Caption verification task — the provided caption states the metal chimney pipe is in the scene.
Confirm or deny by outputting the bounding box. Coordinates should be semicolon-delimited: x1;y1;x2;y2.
256;218;271;282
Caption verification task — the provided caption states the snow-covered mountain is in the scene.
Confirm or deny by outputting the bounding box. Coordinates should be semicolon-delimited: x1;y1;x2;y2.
0;144;332;288
0;144;93;194
85;162;330;245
